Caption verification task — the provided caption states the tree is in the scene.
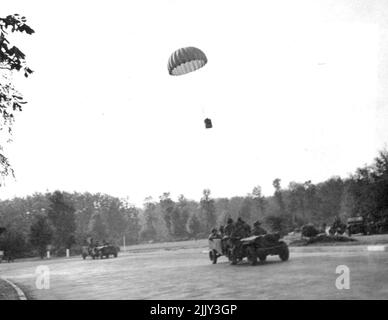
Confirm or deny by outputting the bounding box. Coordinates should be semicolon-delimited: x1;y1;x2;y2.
264;215;290;235
273;178;285;214
303;180;319;220
170;195;190;238
124;205;141;244
0;14;34;182
251;185;266;218
159;192;175;236
317;177;344;221
188;213;201;238
371;149;388;214
239;197;253;223
89;213;107;241
0;228;27;258
97;194;127;242
47;191;76;251
288;181;306;224
30;215;53;259
140;197;157;241
200;189;216;231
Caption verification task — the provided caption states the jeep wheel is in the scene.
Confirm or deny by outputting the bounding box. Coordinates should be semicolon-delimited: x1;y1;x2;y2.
279;245;289;261
209;251;213;262
212;250;218;264
114;252;118;258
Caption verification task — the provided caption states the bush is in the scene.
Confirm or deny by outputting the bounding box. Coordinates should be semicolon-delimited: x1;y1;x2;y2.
264;215;291;236
301;224;320;238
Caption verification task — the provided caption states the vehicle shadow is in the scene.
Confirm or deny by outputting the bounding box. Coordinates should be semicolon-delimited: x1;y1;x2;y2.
214;258;290;267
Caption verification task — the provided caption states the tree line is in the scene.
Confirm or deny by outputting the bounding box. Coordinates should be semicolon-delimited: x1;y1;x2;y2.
0;149;387;258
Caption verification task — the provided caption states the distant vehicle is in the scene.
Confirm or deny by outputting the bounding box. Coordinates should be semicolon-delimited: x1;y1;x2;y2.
82;245;119;260
98;245;119;259
367;216;388;235
346;217;367;236
208;233;289;266
375;217;388;234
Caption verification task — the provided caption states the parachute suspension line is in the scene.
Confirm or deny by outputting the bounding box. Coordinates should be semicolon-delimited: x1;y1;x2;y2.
201;106;205;118
168;46;211;129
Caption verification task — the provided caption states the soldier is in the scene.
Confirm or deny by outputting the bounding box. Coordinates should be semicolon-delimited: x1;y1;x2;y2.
224;218;235;237
229;217;251;264
251;220;267;236
231;217;251;238
208;228;221;240
242;218;251;237
219;225;225;237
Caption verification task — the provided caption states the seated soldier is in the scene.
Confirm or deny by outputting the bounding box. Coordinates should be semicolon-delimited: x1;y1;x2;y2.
233;217;251;238
251;220;267;236
229;217;251;263
219;225;225;237
208;228;221;241
224;218;234;237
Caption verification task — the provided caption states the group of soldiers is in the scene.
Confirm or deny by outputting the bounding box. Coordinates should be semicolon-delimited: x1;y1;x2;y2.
209;217;268;241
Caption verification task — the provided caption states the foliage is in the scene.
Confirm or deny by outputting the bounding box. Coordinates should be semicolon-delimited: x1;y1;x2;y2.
1;149;388;257
140;197;157;241
187;213;201;238
0;14;34;182
264;214;290;235
159;192;175;236
0;227;27;258
200;189;216;231
30;215;53;258
47;191;76;250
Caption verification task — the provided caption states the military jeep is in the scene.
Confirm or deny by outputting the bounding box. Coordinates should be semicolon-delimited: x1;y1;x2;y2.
209;233;289;266
82;245;119;259
346;216;367;236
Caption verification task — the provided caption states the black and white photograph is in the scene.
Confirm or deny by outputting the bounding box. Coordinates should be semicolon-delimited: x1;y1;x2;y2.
1;0;388;304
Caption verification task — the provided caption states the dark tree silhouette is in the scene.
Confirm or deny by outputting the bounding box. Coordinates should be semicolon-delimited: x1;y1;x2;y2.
47;191;76;251
30;215;53;259
0;14;34;182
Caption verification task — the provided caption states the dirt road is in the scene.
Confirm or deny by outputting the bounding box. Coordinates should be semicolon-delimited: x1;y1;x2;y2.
0;246;387;299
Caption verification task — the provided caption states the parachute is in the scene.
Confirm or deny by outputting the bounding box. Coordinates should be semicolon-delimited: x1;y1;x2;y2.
168;47;211;128
168;47;207;76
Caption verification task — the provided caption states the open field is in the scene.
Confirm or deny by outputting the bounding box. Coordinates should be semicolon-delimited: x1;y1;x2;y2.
119;233;388;253
1;235;388;300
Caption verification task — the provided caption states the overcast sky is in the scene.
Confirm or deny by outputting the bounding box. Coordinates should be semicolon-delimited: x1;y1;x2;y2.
1;0;388;206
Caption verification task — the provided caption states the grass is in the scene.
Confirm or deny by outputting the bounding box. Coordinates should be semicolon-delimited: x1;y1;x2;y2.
0;279;18;300
120;233;388;253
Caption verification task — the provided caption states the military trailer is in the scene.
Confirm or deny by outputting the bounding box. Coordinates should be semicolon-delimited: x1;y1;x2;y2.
208;237;232;264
